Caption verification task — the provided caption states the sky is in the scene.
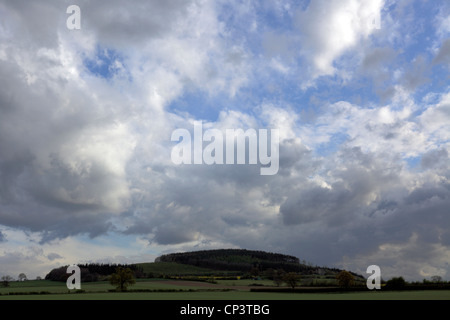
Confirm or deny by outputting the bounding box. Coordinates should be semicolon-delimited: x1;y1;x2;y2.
0;0;449;282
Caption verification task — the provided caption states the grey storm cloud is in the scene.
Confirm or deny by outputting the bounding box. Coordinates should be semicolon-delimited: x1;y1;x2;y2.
47;252;62;261
401;55;431;91
433;38;450;66
421;148;449;171
0;55;128;241
0;0;213;241
1;0;62;48
274;143;450;265
1;0;196;46
80;0;195;45
280;147;398;226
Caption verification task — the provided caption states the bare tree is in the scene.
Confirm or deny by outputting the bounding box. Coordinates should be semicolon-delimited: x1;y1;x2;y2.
1;275;13;287
18;273;27;281
431;275;442;283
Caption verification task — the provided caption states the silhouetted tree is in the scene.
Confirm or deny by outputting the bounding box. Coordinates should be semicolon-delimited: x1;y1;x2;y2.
18;273;27;281
1;275;13;287
283;272;301;290
110;267;136;291
431;276;442;283
272;269;285;287
250;267;260;278
336;270;354;289
385;277;406;290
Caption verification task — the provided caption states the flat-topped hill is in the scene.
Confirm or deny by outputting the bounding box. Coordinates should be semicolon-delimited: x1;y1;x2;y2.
156;248;315;274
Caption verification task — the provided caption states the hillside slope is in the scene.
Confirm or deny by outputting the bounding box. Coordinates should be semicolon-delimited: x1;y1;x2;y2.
45;249;364;282
156;248;331;275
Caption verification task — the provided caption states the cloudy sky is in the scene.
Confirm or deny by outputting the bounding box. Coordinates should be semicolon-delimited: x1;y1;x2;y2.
0;0;449;282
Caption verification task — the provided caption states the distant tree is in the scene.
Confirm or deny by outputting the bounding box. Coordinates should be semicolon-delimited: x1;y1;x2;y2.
283;272;301;290
1;275;13;287
18;273;27;281
264;268;275;278
336;270;354;289
45;266;69;281
385;276;406;290
109;267;136;291
272;269;285;287
431;276;442;283
36;276;42;280
250;267;260;278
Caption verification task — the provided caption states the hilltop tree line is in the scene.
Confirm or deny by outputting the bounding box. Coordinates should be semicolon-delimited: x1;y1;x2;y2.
45;263;143;282
156;248;341;275
156;249;300;271
41;249;365;283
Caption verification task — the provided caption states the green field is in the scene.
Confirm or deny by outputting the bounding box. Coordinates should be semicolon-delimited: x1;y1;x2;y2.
1;290;450;300
136;262;217;276
0;279;210;295
1;279;450;300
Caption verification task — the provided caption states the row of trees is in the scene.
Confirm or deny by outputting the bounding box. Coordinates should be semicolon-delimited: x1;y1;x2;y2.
156;249;327;274
265;268;360;289
265;269;433;290
157;249;300;265
333;272;449;290
1;273;34;287
336;271;407;290
3;268;448;292
45;263;142;282
1;267;137;292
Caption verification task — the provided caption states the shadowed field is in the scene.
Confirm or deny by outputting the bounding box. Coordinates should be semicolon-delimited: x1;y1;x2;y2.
1;279;449;300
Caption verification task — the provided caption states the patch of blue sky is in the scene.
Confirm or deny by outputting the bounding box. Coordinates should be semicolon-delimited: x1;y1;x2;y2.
177;66;382;126
428;64;450;92
242;72;305;104
404;155;422;171
298;75;382;118
168;88;230;122
390;3;440;65
315;132;350;157
256;3;296;31
83;46;127;80
77;232;143;253
217;1;296;50
171;0;445;128
167;67;308;123
406;62;449;117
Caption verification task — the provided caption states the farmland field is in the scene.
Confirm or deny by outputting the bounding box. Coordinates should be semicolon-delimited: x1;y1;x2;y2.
136;262;216;276
1;290;450;300
0;279;449;300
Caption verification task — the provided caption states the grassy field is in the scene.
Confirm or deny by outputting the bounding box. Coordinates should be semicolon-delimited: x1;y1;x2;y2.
0;278;212;295
1;279;450;300
1;289;450;300
136;262;217;276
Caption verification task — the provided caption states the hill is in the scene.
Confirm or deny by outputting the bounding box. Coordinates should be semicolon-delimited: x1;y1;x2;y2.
135;261;216;277
156;248;332;275
45;249;364;282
